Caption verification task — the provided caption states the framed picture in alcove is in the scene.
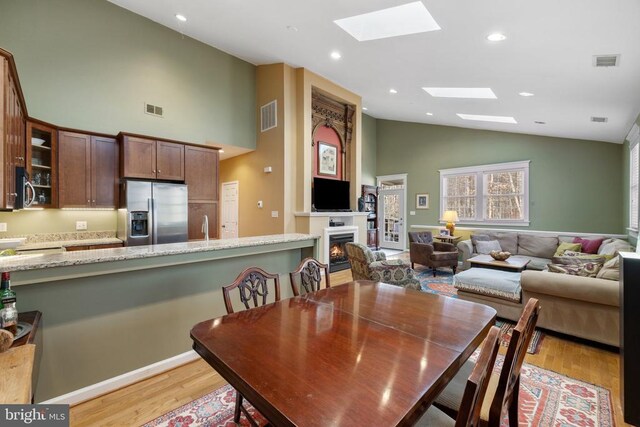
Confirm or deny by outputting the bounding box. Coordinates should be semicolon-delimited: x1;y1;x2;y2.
318;141;338;176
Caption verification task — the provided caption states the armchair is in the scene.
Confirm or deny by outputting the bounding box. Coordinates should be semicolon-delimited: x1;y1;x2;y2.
409;231;459;277
345;242;421;290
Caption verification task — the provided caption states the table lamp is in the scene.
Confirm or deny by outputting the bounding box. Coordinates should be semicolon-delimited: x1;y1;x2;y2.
442;210;459;236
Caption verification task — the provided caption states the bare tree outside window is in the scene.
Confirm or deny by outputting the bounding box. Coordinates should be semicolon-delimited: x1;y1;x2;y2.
484;170;524;220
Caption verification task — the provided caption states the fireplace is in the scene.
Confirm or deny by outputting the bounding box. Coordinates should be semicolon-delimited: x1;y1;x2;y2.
329;233;354;272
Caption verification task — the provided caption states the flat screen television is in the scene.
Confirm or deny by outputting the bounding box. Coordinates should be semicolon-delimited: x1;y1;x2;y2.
313;177;351;211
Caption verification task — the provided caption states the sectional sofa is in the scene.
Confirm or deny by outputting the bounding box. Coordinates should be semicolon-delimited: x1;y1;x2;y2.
454;231;631;346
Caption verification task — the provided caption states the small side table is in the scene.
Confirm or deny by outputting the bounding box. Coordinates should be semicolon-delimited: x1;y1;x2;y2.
434;235;462;244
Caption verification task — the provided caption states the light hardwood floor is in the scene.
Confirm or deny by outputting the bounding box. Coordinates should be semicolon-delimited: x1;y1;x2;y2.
70;267;630;426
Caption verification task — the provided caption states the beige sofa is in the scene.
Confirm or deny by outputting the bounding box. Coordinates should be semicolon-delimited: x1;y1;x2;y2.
455;231;630;347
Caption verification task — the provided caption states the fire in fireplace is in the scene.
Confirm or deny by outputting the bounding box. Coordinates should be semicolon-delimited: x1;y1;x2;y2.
329;233;354;272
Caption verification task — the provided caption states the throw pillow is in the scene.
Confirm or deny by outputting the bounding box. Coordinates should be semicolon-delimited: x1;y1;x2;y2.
596;256;620;281
486;232;518;254
476;240;502;254
552;254;606;265
598;239;633;256
572;237;605;254
470;234;490;253
547;261;603;278
554;242;582;257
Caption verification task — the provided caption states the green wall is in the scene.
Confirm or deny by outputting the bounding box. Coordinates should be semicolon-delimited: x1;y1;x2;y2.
361;113;377;185
0;0;256;148
376;119;624;234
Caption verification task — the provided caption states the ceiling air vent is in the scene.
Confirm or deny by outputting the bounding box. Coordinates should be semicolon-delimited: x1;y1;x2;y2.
593;54;620;67
260;100;277;132
590;116;608;123
145;103;164;118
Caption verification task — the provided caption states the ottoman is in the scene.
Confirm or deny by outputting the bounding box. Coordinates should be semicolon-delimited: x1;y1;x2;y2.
454;268;524;322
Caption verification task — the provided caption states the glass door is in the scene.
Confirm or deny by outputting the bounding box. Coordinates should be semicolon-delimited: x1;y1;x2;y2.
27;121;57;208
380;188;405;250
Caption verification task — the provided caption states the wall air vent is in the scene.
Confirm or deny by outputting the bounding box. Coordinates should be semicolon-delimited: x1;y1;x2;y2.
145;103;164;118
260;100;277;132
593;54;620;67
590;116;608;123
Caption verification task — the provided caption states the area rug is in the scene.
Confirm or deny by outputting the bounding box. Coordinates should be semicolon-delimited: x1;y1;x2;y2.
496;319;544;355
142;360;615;427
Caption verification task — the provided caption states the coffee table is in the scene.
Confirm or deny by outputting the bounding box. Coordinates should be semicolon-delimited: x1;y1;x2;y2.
191;281;496;426
468;254;530;272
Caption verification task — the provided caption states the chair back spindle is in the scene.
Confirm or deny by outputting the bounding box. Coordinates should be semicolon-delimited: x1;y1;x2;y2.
222;267;281;314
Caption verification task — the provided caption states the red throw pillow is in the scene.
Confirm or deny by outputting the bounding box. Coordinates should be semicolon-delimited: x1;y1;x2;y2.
572;237;605;254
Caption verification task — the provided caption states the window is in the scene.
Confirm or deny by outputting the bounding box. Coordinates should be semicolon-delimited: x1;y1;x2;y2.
440;161;530;225
629;124;640;231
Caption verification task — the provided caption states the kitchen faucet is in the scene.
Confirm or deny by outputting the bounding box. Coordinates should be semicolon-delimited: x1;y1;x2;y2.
202;215;209;242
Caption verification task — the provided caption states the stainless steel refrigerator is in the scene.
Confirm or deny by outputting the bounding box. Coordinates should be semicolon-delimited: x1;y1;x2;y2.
117;180;188;246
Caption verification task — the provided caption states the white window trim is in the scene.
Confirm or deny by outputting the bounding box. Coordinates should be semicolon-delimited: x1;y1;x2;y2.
439;160;530;226
628;124;640;232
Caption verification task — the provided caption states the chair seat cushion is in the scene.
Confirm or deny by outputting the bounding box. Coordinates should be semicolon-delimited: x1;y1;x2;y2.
414;406;455;426
431;251;459;261
454;269;522;302
434;359;499;423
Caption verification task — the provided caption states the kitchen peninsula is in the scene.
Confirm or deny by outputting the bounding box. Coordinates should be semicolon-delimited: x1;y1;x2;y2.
3;234;319;402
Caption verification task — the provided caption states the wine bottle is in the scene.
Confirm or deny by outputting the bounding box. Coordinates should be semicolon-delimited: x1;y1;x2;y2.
0;272;17;335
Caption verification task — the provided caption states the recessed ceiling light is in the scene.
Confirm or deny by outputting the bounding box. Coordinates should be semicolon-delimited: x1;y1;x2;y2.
330;51;342;60
519;92;535;97
389;89;398;94
175;14;187;22
423;87;497;99
334;1;441;42
457;114;517;124
487;33;506;42
363;107;368;111
534;121;546;125
426;112;433;116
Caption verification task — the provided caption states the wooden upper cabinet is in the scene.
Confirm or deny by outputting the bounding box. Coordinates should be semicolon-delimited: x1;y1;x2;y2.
184;145;219;202
121;136;156;180
156;141;184;181
121;135;184;181
59;131;118;208
1;54;27;209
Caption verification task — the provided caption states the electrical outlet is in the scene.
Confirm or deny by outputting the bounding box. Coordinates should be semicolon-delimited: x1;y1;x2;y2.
271;211;279;218
76;221;88;231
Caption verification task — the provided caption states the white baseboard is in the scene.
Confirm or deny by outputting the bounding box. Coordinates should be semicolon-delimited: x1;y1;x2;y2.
41;350;200;406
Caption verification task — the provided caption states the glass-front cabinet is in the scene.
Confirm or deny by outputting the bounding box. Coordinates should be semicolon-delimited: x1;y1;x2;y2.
26;121;57;208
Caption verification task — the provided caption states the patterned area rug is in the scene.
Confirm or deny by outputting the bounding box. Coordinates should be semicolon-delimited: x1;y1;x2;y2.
412;265;544;354
142;362;615;427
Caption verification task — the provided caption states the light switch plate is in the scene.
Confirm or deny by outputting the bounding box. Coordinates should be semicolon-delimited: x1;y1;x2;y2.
271;211;279;218
76;221;88;231
0;223;6;232
409;211;416;216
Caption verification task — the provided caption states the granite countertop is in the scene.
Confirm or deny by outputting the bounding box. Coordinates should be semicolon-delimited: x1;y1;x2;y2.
13;231;121;251
0;233;319;272
18;238;123;251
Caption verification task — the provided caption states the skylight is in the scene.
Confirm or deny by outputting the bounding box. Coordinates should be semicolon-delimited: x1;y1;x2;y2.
423;88;497;99
334;2;441;42
457;114;517;124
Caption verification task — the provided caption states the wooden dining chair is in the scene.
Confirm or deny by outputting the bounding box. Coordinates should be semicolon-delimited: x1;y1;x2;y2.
415;326;501;426
222;267;281;314
433;298;541;427
221;267;281;425
289;257;330;296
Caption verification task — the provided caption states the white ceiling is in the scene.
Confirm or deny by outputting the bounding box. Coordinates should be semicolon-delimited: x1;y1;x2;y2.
109;0;640;144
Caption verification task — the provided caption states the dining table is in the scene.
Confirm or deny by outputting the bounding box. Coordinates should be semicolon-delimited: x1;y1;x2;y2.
190;280;497;426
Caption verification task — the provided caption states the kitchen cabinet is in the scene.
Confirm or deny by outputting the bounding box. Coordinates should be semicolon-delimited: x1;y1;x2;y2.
0;50;27;209
26;121;57;208
58;131;118;208
65;242;123;251
185;145;219;202
185;145;219;240
188;202;218;240
120;134;184;181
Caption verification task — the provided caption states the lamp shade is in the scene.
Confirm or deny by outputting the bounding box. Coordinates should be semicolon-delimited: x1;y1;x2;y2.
442;210;459;222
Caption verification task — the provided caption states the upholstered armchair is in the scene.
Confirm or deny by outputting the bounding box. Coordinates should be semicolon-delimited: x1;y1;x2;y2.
345;242;421;290
408;231;459;276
